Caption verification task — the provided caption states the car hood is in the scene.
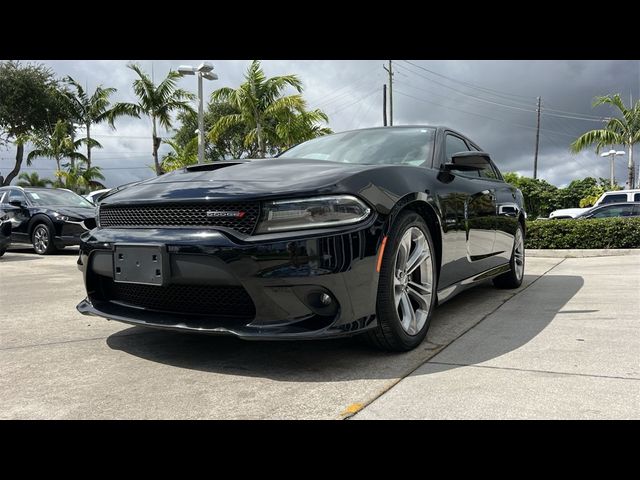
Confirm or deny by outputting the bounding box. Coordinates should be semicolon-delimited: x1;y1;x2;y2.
549;207;589;218
45;206;95;219
102;158;392;204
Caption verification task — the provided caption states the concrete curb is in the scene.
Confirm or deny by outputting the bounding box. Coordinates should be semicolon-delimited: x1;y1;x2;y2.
525;248;640;258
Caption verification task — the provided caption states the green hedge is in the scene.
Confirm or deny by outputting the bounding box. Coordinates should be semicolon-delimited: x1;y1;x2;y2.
525;217;640;249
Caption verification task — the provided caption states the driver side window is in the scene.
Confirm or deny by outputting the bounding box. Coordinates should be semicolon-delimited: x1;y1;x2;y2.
8;189;27;204
445;134;479;178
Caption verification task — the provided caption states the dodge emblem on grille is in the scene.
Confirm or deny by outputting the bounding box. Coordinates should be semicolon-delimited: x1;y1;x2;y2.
206;210;246;218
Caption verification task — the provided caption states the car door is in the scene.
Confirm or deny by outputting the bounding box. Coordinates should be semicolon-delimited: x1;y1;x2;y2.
589;204;637;218
482;158;521;259
444;134;496;260
6;189;31;243
434;132;497;286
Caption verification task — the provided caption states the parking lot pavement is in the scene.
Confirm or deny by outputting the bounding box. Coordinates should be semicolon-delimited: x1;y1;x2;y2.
1;246;632;419
354;255;640;419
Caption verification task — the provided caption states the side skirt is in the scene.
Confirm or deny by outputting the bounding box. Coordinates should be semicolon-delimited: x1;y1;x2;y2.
436;262;511;305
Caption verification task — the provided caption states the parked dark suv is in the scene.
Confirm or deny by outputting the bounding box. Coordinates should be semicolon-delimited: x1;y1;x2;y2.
0;186;96;254
0;211;10;256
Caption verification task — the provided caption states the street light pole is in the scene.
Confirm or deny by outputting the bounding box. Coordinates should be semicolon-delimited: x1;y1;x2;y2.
177;62;219;165
600;149;626;188
197;72;204;164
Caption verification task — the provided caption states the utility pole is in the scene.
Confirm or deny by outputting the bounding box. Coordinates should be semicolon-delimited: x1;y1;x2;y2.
383;84;387;126
533;96;541;179
383;61;394;126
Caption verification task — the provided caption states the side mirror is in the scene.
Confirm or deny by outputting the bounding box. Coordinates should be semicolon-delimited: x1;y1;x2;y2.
9;199;23;207
444;151;492;171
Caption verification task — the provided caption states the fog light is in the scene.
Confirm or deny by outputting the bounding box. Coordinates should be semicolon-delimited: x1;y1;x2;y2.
320;293;332;305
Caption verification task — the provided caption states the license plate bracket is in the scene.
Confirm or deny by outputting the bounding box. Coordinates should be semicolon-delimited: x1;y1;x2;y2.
113;244;168;286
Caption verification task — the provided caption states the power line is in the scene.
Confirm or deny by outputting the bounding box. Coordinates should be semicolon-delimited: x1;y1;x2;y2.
396;77;538;115
309;71;383;111
305;65;380;105
394;90;577;139
396;62;539;113
399;61;607;123
325;87;379;116
401;60;535;103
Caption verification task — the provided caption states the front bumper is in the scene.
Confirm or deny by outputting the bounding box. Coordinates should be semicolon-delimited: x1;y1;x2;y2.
76;223;383;339
54;221;95;248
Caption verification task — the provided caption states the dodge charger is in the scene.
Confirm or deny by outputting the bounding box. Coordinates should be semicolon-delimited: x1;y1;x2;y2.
77;126;526;351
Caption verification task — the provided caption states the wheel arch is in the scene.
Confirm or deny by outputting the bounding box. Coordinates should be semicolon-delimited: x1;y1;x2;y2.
28;214;56;237
386;194;443;281
518;213;526;237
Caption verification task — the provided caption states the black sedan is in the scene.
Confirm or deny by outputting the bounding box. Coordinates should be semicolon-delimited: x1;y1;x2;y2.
0;187;96;255
77;126;526;351
575;202;640;219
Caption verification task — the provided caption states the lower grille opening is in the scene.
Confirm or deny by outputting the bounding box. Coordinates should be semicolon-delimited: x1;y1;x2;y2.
95;276;256;319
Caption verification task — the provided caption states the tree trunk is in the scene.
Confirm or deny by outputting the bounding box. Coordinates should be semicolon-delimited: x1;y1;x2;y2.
69;127;76;170
2;143;24;186
256;120;264;158
627;141;634;189
86;122;92;169
152;116;162;175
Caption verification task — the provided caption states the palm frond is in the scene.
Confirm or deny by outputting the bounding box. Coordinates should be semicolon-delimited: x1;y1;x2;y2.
570;129;621;154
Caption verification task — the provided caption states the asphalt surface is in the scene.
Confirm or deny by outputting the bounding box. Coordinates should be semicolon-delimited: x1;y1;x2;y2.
1;246;637;419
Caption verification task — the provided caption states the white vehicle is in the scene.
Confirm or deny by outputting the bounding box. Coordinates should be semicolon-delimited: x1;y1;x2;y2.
549;189;640;219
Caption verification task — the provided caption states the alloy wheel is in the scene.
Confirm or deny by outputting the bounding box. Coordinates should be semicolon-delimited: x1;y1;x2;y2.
34;226;49;254
393;227;434;335
513;227;524;281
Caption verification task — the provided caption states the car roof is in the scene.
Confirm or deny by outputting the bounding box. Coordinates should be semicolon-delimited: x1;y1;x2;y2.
591;202;640;208
602;189;640;194
330;125;470;137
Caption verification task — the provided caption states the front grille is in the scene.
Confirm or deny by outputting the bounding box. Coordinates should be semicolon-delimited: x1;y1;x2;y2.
97;276;256;319
99;202;260;235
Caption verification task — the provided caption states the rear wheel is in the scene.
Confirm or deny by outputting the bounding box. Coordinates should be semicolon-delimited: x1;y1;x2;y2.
32;223;57;255
365;211;437;352
493;224;525;289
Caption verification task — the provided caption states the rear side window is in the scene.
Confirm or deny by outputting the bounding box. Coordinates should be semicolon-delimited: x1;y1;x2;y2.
634;193;640;201
600;193;627;204
592;205;636;218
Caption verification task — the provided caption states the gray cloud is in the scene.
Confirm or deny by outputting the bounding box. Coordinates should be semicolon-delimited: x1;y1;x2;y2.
1;59;638;188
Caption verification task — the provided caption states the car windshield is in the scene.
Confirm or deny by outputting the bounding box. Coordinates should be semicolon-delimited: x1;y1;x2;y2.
279;127;436;166
25;189;94;208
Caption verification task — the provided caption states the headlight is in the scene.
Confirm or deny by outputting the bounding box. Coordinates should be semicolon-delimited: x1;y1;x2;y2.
255;195;371;234
53;212;70;222
95;205;101;228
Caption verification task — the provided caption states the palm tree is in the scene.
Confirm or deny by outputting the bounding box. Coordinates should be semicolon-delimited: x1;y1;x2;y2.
570;94;640;188
27;120;87;176
209;60;331;158
17;172;52;187
62;77;131;169
160;138;198;172
113;64;195;175
274;109;332;154
57;164;106;194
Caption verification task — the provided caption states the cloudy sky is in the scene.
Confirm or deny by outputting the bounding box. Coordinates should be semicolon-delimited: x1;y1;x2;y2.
2;59;639;188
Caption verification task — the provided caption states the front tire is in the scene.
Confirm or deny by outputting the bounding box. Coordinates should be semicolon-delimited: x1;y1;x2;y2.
493;223;525;289
32;223;57;255
365;211;438;352
0;248;5;257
